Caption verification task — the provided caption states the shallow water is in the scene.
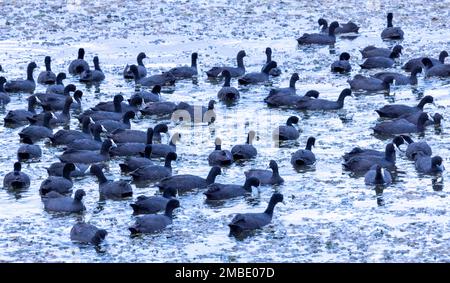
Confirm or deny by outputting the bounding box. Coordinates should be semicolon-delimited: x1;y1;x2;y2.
0;0;449;262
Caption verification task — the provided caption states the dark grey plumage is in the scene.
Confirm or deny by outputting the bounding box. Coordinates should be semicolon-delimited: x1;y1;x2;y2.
244;160;284;185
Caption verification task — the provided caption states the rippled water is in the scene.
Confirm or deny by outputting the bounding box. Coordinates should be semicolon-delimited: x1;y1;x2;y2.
0;0;449;262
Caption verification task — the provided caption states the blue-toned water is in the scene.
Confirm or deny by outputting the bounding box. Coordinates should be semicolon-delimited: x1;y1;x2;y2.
0;0;448;262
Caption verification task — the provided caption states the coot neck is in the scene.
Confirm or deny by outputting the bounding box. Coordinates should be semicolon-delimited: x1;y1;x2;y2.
137;55;145;67
94;169;108;184
375;167;385;184
223;74;231;87
206;169;219;185
237;54;245;69
289;76;298;89
62;166;73;181
27;65;35;81
191;55;197;68
264;199;278;216
45;59;51;72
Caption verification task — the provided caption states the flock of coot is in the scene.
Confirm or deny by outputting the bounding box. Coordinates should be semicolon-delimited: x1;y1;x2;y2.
1;12;446;246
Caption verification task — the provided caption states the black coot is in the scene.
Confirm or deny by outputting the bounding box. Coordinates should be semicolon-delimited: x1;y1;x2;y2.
70;222;107;245
4;62;37;93
37;56;56;84
228;193;284;235
90;165;133;200
231;130;257;160
204;177;260;201
168;52;198;79
68;48;90;75
208;138;234;166
244;160;284;185
129;199;180;234
43;189;86;213
156;166;222;194
206;50;246;78
290;137;316;166
3;162;30;189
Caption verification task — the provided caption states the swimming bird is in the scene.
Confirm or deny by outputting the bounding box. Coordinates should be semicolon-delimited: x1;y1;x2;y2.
124;52;147;79
244;160;284;185
364;164;392;185
360;49;401;69
28;97;73;127
372;67;422;85
375;95;434;118
119;145;154;173
4;62;37;93
17;136;42;161
70;222;108;245
360;45;403;59
204;177;260;201
95;111;135;132
130;152;177;183
39;163;76;196
228;193;284;235
381;13;404;39
38;56;56;84
262;48;281;76
273;116;300;141
342;136;404;162
46;72;67;94
373;112;430;135
217;70;240;103
90;165;133;200
129;199;180;234
343;143;396;173
208;138;234;166
206;50;246;77
297;21;339;45
348;75;394;91
318;18;359;34
43;189;86;213
401;135;432;160
4;95;39;126
46;162;93;178
402;51;448;72
18;112;55;143
58;139;117;164
92;94;125;113
414;153;444;174
0;76;10;105
3;162;30;189
156;166;222;194
331;52;351;73
231;130;257;160
238;61;277;85
50;116;94;145
130;187;177;215
65;124;107;151
130;65;176;87
291;137;316;166
168;52;198;79
68;48;90;75
149;132;180;158
135;85;161;103
266;73;299;97
140;101;177;117
421;58;450;77
173;100;216;124
296;88;352;110
264;89;319;108
79;56;105;82
110;128;155;157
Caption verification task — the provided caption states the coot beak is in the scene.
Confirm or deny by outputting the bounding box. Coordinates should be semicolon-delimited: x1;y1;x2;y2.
111;140;118;148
